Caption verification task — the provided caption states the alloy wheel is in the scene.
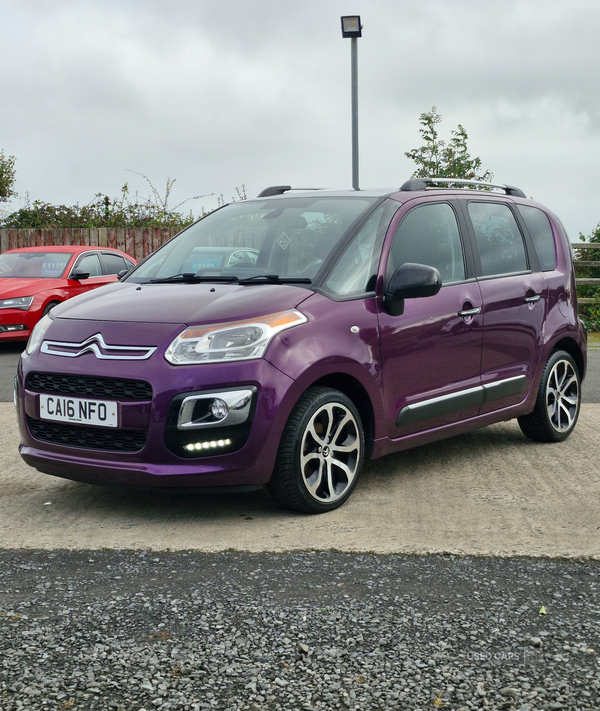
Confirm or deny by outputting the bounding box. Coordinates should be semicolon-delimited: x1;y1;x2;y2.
546;358;580;434
300;402;361;504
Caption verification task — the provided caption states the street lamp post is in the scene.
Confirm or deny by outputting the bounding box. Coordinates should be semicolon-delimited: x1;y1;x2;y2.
341;15;362;191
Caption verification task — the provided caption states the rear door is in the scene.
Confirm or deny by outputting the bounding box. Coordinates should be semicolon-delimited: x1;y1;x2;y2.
99;251;135;276
377;199;484;439
461;198;548;414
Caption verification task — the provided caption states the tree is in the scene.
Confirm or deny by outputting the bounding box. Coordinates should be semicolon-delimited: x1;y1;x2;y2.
405;107;493;182
0;156;246;229
0;150;17;202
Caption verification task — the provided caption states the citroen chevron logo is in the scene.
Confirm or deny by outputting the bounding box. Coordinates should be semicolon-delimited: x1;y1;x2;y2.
41;333;157;360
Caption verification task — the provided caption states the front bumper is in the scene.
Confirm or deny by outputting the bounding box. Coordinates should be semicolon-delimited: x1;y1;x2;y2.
0;305;38;340
17;345;302;489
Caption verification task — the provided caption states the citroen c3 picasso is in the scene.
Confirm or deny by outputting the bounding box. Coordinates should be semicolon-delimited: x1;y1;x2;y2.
16;178;587;512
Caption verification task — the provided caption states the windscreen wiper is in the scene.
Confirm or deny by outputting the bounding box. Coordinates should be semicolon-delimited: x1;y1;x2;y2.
238;274;312;285
149;274;240;284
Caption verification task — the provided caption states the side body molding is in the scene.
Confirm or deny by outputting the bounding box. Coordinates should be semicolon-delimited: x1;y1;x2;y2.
396;375;527;427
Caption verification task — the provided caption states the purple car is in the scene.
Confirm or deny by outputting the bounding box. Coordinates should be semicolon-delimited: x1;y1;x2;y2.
16;179;587;512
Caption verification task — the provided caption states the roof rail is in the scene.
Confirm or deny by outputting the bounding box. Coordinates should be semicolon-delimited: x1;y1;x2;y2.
399;177;526;199
257;186;325;198
257;185;292;197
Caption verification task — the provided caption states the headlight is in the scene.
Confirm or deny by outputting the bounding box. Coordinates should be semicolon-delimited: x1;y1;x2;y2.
165;309;307;365
0;296;34;310
26;313;53;355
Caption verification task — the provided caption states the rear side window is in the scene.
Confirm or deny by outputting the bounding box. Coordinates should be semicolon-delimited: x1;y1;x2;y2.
101;253;127;275
518;205;557;271
468;202;527;277
387;202;465;283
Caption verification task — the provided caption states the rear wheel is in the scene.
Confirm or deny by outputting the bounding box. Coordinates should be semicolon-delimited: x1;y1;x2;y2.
518;350;581;442
268;387;364;513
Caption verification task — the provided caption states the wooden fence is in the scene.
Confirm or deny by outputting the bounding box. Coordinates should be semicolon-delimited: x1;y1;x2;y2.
572;243;600;305
0;227;183;262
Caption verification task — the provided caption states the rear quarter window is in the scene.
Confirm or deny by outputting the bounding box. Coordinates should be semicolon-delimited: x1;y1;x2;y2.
517;205;557;271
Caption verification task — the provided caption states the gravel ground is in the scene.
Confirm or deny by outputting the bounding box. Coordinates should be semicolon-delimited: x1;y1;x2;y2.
1;551;599;711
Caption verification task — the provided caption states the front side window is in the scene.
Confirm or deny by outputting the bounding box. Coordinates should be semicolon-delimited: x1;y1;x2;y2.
75;253;102;277
518;205;557;271
386;202;466;283
128;196;377;284
468;202;528;276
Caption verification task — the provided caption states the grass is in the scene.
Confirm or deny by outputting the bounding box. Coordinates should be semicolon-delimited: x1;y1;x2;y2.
589;333;600;347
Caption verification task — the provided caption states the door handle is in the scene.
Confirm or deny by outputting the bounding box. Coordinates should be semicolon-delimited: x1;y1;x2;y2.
458;307;481;318
524;294;540;303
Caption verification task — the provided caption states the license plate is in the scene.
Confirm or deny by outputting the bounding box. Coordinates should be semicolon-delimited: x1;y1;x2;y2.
39;394;118;428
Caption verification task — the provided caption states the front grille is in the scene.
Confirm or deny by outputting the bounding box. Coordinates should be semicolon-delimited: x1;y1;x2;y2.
27;372;152;401
27;417;147;453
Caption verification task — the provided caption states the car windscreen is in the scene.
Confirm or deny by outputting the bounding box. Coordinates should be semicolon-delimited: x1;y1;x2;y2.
127;196;377;283
0;252;73;279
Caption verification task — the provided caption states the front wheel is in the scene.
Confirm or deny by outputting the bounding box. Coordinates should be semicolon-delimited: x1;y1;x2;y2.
518;350;581;442
42;301;61;317
268;387;364;513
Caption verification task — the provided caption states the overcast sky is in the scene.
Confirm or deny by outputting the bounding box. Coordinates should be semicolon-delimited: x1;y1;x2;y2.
2;0;600;238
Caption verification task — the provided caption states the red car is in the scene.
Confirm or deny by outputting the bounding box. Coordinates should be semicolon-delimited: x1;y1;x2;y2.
0;246;136;341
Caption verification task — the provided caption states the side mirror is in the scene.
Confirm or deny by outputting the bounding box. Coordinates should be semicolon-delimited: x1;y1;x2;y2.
384;262;442;316
69;270;90;281
117;269;130;280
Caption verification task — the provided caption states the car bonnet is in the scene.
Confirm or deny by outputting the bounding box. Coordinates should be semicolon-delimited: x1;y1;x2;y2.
49;281;314;326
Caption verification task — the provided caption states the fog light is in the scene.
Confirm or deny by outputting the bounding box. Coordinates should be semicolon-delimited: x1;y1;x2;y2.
0;324;27;333
184;438;232;453
177;387;255;430
210;398;228;420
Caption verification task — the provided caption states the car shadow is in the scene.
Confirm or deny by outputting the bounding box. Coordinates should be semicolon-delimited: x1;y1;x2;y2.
33;419;531;524
0;341;26;355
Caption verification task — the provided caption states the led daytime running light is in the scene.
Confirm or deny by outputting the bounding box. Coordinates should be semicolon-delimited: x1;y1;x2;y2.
185;438;232;452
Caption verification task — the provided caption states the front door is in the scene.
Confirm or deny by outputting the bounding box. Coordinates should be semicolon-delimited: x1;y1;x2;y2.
378;201;484;439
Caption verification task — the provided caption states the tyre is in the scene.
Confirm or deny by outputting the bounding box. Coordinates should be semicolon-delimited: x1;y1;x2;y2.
42;301;60;316
518;350;581;442
268;387;364;513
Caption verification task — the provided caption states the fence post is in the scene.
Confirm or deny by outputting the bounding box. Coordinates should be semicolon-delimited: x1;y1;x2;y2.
572;243;600;307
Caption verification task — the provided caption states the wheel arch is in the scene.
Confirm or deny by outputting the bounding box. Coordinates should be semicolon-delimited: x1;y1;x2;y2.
552;337;586;381
309;372;376;460
42;298;62;316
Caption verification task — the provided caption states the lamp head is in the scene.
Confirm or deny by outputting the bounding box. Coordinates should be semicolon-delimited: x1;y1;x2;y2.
341;15;362;38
